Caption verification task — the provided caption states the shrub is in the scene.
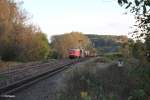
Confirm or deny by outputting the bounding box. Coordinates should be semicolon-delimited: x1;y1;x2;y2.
104;53;123;60
128;63;150;100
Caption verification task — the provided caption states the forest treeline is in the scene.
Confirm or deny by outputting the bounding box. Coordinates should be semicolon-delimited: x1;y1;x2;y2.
50;32;95;58
87;35;129;54
0;0;94;61
87;34;149;61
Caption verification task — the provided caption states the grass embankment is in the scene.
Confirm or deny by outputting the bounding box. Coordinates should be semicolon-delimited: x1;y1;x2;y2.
57;57;135;100
0;61;22;80
0;61;20;71
126;61;150;100
57;57;150;100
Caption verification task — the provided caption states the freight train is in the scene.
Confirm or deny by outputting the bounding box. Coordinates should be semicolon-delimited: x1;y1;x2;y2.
68;48;96;59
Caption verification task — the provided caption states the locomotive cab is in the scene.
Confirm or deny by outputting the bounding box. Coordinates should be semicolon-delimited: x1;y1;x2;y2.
68;49;81;59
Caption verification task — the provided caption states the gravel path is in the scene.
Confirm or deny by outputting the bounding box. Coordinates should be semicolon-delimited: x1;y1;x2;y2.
14;71;64;100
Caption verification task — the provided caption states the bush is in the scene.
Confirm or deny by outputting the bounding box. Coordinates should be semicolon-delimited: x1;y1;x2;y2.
128;63;150;100
104;53;123;60
48;51;61;59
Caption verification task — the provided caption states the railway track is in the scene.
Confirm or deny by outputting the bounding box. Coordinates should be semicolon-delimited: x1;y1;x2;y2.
0;59;77;87
0;58;87;98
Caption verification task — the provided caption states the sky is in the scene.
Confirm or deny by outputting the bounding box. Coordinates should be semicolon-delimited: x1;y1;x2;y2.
23;0;135;40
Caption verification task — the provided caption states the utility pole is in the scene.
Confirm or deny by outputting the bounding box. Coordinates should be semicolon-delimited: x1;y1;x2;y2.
78;40;84;57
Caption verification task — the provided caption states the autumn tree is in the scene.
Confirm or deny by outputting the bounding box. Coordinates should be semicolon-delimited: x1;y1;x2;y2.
0;0;50;61
16;31;49;61
51;32;93;58
0;0;19;60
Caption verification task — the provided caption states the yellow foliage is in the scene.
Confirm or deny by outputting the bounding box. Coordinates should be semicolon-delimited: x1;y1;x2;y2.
52;32;93;58
80;91;88;97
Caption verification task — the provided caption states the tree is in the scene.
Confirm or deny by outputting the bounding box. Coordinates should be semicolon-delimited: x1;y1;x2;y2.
16;32;49;61
117;0;150;15
117;0;150;60
0;0;50;61
117;1;150;36
0;0;19;60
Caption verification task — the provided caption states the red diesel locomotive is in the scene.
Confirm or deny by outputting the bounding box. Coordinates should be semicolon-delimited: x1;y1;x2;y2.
68;49;81;58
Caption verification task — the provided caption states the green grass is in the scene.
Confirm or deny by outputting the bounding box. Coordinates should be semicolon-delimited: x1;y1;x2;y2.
104;52;123;60
0;74;8;81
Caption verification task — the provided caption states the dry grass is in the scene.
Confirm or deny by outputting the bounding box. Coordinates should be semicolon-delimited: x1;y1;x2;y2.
57;59;134;100
0;61;21;72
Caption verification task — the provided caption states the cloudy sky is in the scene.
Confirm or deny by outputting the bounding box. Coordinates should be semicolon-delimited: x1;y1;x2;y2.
23;0;135;39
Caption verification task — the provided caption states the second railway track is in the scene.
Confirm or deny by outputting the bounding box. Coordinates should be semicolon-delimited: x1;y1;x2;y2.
0;58;88;97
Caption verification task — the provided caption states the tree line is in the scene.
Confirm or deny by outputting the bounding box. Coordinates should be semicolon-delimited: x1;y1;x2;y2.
50;32;95;58
0;0;94;61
